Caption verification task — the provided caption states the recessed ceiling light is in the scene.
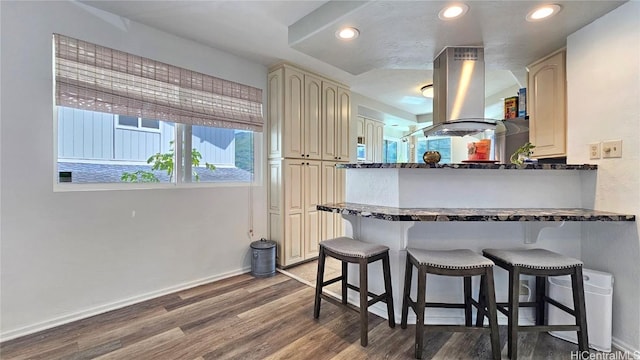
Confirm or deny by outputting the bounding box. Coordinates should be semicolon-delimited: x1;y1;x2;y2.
336;27;360;40
421;84;434;98
526;4;562;21
438;4;469;20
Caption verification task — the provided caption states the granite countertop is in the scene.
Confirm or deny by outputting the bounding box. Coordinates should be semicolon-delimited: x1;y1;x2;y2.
317;202;635;222
338;163;598;170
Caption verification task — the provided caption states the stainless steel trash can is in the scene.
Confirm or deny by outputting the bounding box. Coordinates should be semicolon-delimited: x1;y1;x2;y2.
250;238;276;277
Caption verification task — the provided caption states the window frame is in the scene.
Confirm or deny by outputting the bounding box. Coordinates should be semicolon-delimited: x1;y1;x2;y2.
53;106;262;192
115;115;161;133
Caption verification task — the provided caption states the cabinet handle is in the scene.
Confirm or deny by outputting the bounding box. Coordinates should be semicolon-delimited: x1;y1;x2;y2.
338;157;341;160
306;154;309;157
306;162;310;165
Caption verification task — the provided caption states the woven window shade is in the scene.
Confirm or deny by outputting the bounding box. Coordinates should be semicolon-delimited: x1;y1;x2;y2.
54;34;263;132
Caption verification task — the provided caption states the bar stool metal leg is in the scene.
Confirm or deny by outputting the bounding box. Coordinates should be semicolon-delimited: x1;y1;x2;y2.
359;258;369;347
536;275;546;325
382;253;396;328
414;263;427;359
313;247;326;319
484;267;501;360
572;266;589;352
508;266;520;359
464;276;472;327
401;253;414;329
342;261;348;304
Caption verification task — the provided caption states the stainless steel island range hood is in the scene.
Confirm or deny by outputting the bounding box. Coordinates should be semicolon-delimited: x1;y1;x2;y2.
421;46;497;137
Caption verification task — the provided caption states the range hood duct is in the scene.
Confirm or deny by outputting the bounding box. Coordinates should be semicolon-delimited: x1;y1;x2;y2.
422;46;497;137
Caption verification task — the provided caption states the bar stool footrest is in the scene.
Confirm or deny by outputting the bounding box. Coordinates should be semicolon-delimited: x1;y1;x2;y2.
518;324;581;332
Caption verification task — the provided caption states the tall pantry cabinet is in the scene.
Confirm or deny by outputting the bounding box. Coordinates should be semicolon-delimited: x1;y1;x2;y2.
267;63;350;267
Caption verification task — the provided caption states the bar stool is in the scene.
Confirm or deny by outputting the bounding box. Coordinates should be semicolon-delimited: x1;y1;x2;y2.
400;248;501;360
313;237;395;347
479;248;589;359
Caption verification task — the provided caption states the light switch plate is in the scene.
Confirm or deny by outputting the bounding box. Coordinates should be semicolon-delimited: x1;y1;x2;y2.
602;140;622;158
589;143;601;159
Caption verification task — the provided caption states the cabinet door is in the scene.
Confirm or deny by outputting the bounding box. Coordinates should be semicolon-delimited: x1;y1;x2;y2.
528;50;566;158
305;74;322;160
365;120;375;162
283;160;305;265
283;67;305;159
304;160;322;259
337;87;351;162
320;162;337;242
334;165;346;237
374;122;384;162
322;82;338;161
267;69;283;158
356;116;365;138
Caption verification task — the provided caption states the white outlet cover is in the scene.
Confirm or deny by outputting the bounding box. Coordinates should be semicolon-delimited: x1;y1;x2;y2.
589;143;601;160
602;140;622;158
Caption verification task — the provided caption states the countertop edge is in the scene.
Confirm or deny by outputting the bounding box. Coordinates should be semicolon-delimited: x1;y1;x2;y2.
317;203;635;222
337;163;598;170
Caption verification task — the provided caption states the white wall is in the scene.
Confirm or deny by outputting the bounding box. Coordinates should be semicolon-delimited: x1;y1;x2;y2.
566;1;640;351
0;1;267;340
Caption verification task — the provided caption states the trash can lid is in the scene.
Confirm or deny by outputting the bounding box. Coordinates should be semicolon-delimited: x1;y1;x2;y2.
251;238;276;249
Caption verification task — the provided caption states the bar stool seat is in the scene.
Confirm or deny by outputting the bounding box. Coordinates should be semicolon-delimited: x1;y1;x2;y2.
321;237;389;258
401;249;501;359
313;237;395;347
480;248;589;359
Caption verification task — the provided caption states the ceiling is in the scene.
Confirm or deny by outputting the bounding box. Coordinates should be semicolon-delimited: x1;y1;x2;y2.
80;0;625;128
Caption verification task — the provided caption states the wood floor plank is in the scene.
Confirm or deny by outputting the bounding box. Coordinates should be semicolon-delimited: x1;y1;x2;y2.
0;299;172;359
111;281;312;360
177;273;254;300
1;270;623;360
74;286;250;351
262;305;363;360
92;327;185;360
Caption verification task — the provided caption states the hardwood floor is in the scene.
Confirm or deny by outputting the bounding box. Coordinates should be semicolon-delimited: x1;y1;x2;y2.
0;266;621;359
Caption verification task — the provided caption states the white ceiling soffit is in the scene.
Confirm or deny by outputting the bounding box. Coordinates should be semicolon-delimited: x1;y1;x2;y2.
78;0;625;119
288;1;626;76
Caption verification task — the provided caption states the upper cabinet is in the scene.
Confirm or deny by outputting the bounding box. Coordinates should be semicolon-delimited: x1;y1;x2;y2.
268;64;351;162
361;116;384;162
527;49;567;158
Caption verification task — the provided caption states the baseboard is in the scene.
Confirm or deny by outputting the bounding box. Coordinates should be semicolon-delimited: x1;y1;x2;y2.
612;337;640;358
0;267;251;342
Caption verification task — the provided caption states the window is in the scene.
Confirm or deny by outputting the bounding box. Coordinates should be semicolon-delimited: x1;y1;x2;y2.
382;139;398;163
415;138;452;163
53;34;262;185
117;116;160;131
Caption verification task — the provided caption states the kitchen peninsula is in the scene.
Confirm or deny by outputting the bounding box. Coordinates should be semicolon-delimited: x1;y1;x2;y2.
317;163;635;324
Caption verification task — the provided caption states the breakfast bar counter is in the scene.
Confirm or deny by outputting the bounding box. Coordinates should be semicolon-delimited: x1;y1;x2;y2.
318;203;635;222
317;163;635;324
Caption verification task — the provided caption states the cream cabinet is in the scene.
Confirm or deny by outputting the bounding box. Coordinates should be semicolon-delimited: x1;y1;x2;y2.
321;162;346;242
527;49;566;158
268;63;351;267
268;159;322;266
362;117;384;162
268;64;349;161
356;116;365;138
267;66;322;160
321;82;351;162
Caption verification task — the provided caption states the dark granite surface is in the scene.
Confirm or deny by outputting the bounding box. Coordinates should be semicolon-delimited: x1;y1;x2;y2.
337;163;597;170
317;202;635;222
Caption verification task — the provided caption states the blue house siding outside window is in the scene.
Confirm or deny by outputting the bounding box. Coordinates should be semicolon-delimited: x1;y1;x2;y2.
57;107;252;183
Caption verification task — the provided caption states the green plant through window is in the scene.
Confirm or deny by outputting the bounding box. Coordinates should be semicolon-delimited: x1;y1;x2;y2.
121;141;215;182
